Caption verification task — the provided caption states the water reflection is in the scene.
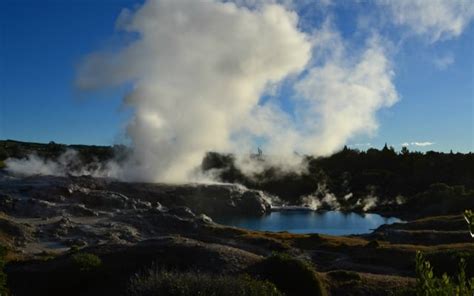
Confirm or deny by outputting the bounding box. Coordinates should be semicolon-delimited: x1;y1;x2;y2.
216;211;401;235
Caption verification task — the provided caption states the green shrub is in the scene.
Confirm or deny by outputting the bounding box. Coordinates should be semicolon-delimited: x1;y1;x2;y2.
127;269;282;296
252;253;326;296
71;253;102;272
415;251;474;296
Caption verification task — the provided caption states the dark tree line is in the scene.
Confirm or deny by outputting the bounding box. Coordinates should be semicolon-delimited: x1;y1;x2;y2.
202;145;474;217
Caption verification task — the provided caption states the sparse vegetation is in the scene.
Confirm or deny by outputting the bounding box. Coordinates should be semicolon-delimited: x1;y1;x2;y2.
415;251;474;296
127;269;283;296
71;252;102;272
414;211;474;295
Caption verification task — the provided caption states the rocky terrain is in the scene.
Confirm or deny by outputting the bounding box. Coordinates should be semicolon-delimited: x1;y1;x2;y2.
0;173;272;254
0;172;472;295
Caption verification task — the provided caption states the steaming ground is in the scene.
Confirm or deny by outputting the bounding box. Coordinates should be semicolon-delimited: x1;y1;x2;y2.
4;148;403;213
4;150;120;179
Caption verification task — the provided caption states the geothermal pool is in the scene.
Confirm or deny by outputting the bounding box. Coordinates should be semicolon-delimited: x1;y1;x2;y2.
216;210;402;235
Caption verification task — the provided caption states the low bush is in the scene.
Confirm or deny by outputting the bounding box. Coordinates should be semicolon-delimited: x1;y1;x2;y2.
252;253;327;296
71;252;102;272
416;251;474;295
127;269;282;296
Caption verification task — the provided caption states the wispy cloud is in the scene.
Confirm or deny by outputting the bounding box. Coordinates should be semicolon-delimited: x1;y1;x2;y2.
433;53;455;70
412;142;435;147
380;0;474;42
402;141;435;147
350;143;372;147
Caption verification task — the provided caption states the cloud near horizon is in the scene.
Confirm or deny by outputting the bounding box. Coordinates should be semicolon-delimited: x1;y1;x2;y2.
402;142;435;147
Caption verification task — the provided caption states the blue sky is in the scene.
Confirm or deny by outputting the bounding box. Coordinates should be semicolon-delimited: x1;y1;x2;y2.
1;0;473;153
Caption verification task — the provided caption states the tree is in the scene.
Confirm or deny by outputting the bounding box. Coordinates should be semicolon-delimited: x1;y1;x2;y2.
401;146;409;156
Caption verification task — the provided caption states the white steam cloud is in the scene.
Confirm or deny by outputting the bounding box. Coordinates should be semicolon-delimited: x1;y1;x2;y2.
301;183;341;210
7;0;399;182
77;0;311;182
5;150;120;178
293;26;398;155
74;0;398;181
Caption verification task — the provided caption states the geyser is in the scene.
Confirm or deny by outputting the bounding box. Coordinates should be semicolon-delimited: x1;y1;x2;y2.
7;0;399;183
77;0;311;182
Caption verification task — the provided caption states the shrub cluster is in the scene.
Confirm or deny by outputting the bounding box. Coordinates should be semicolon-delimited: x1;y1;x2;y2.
416;251;474;296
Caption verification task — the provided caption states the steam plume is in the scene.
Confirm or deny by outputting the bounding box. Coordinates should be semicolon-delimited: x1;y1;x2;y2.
8;0;399;182
77;0;311;182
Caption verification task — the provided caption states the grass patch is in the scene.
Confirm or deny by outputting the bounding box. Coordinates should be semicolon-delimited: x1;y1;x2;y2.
127;269;283;296
71;252;102;272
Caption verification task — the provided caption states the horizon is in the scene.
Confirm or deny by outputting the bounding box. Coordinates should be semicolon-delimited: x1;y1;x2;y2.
1;138;471;155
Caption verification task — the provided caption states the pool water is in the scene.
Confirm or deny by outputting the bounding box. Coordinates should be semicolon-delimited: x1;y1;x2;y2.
216;210;401;235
